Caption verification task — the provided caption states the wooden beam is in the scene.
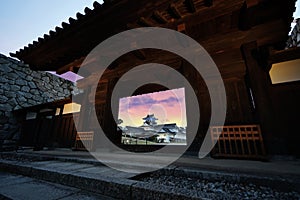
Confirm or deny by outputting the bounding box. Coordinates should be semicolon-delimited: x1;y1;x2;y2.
159;0;245;31
246;0;259;7
199;20;287;55
204;0;213;7
126;23;140;29
169;3;182;18
269;46;300;64
177;23;186;33
133;49;146;60
238;2;251;31
153;11;168;23
56;57;85;74
138;17;155;27
185;0;196;13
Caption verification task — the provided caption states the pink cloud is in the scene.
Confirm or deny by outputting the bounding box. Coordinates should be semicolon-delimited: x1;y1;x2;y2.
118;88;186;127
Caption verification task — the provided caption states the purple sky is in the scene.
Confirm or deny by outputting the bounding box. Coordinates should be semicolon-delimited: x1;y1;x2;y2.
118;88;187;127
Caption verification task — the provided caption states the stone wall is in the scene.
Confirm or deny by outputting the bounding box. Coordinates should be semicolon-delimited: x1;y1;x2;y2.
0;53;77;150
287;18;300;48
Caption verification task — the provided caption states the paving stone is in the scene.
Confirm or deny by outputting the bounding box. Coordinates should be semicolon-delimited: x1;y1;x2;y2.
0;172;33;187
1;152;300;200
32;161;93;172
60;191;115;200
0;173;79;200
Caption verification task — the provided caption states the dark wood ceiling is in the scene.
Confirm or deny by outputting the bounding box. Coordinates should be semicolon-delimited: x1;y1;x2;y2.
10;0;296;72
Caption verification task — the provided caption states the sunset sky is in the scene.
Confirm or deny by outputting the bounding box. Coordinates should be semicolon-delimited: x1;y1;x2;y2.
118;88;187;128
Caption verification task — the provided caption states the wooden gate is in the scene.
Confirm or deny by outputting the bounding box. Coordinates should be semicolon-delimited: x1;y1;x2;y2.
20;113;79;148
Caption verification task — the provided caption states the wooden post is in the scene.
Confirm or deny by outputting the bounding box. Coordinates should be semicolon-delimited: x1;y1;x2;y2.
241;41;278;154
77;86;92;132
103;78;120;146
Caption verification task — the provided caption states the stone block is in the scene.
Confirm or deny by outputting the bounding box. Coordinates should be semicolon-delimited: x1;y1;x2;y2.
47;98;54;103
26;75;33;81
7;80;16;86
5;91;16;98
8;63;20;70
21;86;30;92
57;87;63;93
17;96;27;103
2;83;10;91
28;99;37;105
8;98;18;106
0;104;12;112
0;58;9;64
23;92;33;99
42;76;50;82
58;93;66;97
16;79;27;86
14;105;22;110
32;72;41;79
62;83;68;88
64;89;70;94
20;103;31;108
15;71;27;79
28;82;37;89
6;72;19;80
0;76;8;83
10;85;20;92
44;84;53;90
30;89;40;95
0;64;13;73
0;96;9;104
32;95;42;101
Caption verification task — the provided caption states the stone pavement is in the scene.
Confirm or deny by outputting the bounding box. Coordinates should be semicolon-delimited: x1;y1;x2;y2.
0;172;115;200
0;149;299;199
11;148;300;179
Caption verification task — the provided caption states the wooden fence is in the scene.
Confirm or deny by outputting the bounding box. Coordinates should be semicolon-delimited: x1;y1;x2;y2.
210;125;266;159
74;131;94;151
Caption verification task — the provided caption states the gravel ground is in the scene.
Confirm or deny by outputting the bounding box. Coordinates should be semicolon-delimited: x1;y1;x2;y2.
140;174;300;200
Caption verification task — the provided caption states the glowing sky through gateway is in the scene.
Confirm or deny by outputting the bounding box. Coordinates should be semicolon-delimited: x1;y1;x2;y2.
118;88;187;128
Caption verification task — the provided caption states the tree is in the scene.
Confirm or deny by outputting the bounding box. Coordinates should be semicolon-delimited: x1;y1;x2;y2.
117;119;123;125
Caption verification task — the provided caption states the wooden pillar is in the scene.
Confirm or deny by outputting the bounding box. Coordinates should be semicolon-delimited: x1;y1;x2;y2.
77;86;92;132
103;78;120;145
241;41;278;154
179;60;205;154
